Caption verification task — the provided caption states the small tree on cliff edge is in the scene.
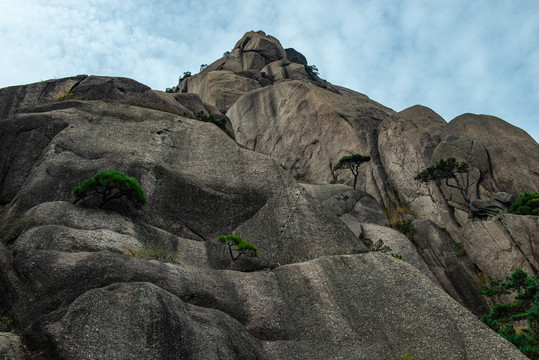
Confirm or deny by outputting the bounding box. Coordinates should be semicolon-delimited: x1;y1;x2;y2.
334;154;371;190
217;234;258;261
72;170;147;209
414;157;477;213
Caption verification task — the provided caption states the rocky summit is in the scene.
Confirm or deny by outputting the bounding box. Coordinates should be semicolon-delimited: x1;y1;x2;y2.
0;30;537;359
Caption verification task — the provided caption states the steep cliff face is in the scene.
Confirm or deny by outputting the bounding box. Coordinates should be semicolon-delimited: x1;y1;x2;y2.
0;31;536;359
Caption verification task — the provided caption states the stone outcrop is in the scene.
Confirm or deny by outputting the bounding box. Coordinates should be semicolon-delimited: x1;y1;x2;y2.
410;219;491;314
459;214;539;279
378;105;456;227
0;332;23;360
2;211;527;359
227;80;395;207
300;183;387;226
0;93;365;271
0;30;536;359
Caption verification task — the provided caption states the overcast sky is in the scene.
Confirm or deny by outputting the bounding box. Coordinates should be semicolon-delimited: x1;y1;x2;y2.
1;0;537;141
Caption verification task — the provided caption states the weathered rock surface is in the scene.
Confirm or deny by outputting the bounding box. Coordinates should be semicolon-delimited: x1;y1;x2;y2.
439;113;539;197
227;80;396;207
378;105;458;228
360;223;439;284
46;282;266;360
0;30;536;360
2;218;528;359
459;214;539;279
0;332;23;360
178;70;260;114
0;99;365;271
300;183;387;225
411;219;490;314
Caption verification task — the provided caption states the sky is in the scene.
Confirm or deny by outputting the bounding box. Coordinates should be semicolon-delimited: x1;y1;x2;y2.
1;0;538;141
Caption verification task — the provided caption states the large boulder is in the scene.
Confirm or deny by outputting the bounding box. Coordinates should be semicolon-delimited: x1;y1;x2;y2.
438;113;539;197
227;80;396;207
378;105;457;228
45;282;266;360
459;214;539;280
178;70;260;113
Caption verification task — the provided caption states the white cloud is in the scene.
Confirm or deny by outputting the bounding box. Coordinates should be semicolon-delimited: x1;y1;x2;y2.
0;0;537;141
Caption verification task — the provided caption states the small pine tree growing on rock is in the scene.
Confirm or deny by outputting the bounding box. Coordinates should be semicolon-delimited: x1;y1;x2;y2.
479;268;538;359
333;154;371;190
217;234;258;261
415;157;477;213
72;170;147;209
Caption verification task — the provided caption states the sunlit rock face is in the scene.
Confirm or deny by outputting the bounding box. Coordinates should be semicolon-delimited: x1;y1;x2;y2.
0;30;536;360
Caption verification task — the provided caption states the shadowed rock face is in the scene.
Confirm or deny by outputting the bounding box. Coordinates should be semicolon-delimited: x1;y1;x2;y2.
0;30;536;360
2;208;527;359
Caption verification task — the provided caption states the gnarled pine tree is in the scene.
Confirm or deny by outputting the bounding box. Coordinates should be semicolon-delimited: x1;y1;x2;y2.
217;234;258;261
72;170;147;209
415;157;476;213
333;154;371;190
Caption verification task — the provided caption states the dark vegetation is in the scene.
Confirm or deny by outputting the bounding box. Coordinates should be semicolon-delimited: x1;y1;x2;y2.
509;193;539;216
217;234;258;261
289;56;319;80
480;268;538;359
415;157;476;213
179;71;191;83
193;111;227;132
333;154;371;189
72;170;147;209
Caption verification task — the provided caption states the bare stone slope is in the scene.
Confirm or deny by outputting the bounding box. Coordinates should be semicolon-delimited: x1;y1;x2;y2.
0;30;537;359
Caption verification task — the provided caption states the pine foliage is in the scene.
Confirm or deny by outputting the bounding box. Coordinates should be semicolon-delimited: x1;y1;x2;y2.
480;268;539;359
72;170;147;209
217;234;258;261
333;154;371;189
509;193;539;216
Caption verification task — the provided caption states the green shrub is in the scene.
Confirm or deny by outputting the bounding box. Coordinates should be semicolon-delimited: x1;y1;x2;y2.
509;192;539;216
454;242;466;257
72;170;147;209
391;253;405;261
217;234;258;261
479;268;538;359
193;111;227;132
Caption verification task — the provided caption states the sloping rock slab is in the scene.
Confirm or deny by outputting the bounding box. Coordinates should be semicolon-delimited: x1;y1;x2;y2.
6;248;527;360
411;219;490;315
0;98;365;270
45;282;266;360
